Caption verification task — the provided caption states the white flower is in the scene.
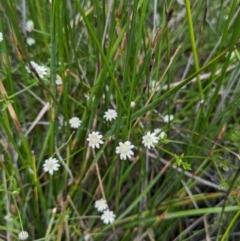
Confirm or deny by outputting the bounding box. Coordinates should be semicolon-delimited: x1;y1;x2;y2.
43;157;60;175
130;101;135;108
84;234;91;241
177;0;185;5
101;210;116;225
116;141;135;160
154;128;166;139
58;115;67;130
154;128;161;135
95;199;108;212
0;32;3;42
142;131;158;149
69;117;81;129
103;109;117;121
26;20;34;32
56;75;62;85
18;231;29;240
26;61;48;78
84;93;90;100
4;213;13;222
159;131;166;139
87;132;104;149
149;80;160;92
26;37;35;46
163;114;174;123
34;65;48;79
52;208;57;214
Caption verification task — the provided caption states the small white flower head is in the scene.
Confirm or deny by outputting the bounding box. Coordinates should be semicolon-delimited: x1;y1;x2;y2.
52;207;57;214
18;231;29;240
84;234;91;241
34;65;48;79
130;101;136;108
28;61;37;70
69;117;81;129
142;131;158;149
103;109;117;121
26;37;35;46
87;132;104;149
154;128;166;139
4;213;13;222
154;128;161;135
26;61;48;79
84;93;90;100
159;131;166;139
26;20;34;32
101;210;116;225
95;198;108;212
177;0;185;5
116;141;135;160
55;75;62;85
163;114;174;123
149;80;160;92
43;157;60;175
0;32;3;42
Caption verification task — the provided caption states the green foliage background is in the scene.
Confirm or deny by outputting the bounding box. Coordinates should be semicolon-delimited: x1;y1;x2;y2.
0;0;240;240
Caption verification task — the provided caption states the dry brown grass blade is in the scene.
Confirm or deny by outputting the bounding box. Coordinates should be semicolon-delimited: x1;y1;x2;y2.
0;80;23;134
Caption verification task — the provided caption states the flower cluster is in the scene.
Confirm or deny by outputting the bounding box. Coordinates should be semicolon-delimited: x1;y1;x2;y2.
95;199;116;225
44;111;171;176
65;111;168;161
41;108;174;231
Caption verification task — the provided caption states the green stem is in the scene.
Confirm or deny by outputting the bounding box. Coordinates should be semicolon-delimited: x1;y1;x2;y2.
184;0;203;98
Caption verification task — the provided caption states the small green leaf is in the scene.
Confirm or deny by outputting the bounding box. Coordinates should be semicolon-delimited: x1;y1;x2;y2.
182;162;191;170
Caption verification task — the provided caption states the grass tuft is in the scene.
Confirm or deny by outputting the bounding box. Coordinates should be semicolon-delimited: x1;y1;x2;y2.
0;0;240;240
